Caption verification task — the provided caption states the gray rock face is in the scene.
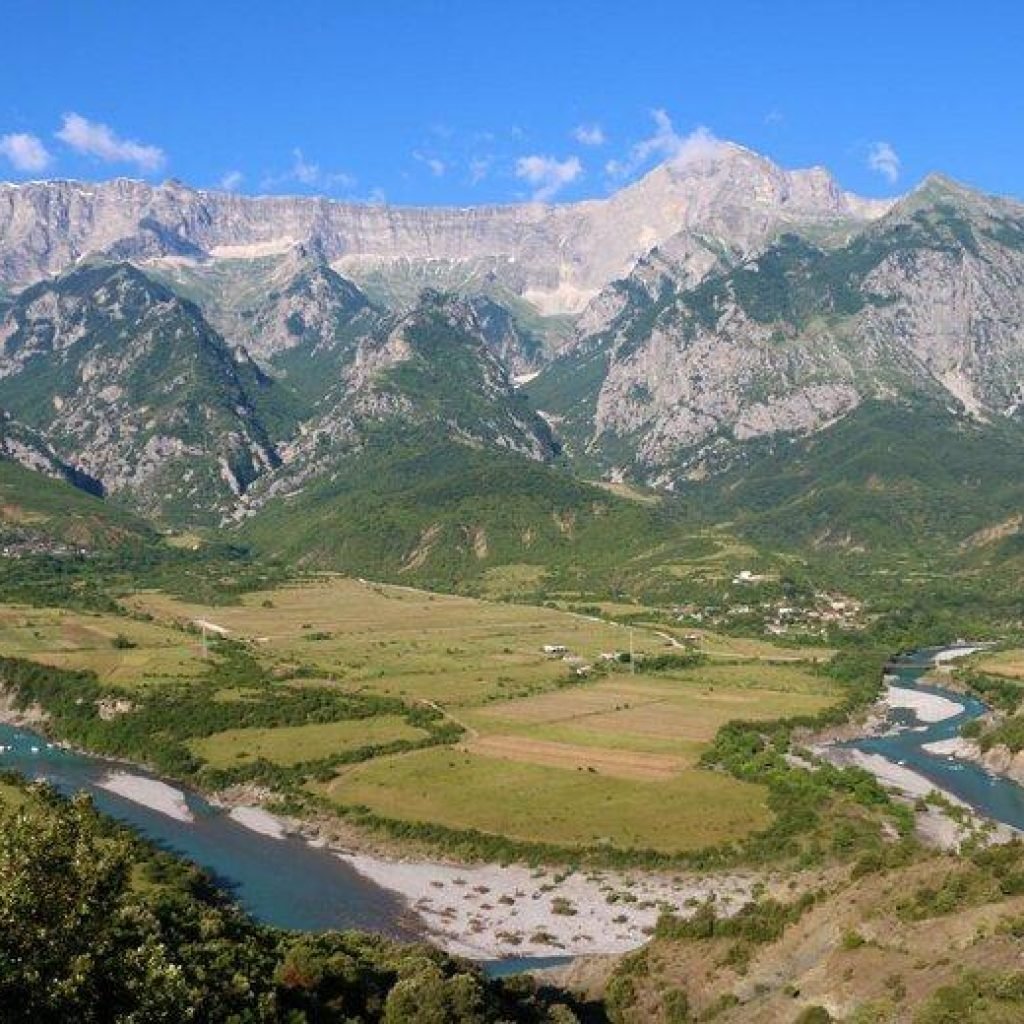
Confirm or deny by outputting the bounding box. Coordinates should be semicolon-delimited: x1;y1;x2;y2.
0;146;886;318
4;148;1024;521
534;176;1024;483
238;291;557;516
0;257;558;523
0;410;98;490
0;263;286;520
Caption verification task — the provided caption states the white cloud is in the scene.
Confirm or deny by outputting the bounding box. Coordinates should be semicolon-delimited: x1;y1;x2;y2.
515;154;583;202
573;123;606;146
290;148;321;185
56;113;164;172
606;111;724;179
867;141;901;184
468;156;492;185
0;132;51;172
413;151;447;177
262;148;355;192
219;170;243;192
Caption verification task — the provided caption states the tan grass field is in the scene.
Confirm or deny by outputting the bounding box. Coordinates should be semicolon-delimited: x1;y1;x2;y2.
125;576;663;704
320;649;836;851
463;733;685;780
0;605;203;688
973;648;1024;682
324;746;773;851
191;716;426;768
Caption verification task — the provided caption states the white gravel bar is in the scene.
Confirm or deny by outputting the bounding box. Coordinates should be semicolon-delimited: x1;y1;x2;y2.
97;771;194;822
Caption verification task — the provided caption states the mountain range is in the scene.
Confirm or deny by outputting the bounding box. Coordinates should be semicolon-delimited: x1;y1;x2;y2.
1;142;1023;580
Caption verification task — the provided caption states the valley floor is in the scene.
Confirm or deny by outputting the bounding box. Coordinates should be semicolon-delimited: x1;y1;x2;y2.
6;573;1024;983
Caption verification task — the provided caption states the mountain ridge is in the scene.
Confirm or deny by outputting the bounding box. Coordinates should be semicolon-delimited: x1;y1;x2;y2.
0;146;891;317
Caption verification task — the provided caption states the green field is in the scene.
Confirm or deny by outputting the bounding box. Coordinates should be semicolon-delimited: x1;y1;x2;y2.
126;577;663;704
460;664;838;766
0;575;846;859
324;747;773;852
191;716;426;767
314;653;838;852
0;605;203;688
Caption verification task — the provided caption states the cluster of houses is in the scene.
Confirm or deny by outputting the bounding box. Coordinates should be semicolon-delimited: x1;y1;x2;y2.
0;536;91;559
541;643;595;677
675;577;865;637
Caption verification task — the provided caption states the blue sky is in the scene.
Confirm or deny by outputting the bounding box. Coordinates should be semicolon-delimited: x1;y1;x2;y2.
1;0;1021;205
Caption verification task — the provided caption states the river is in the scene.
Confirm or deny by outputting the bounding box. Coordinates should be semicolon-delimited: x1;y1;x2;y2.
845;647;1024;829
2;644;1020;972
0;720;570;974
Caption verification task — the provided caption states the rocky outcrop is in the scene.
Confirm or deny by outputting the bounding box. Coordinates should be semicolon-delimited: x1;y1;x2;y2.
0;263;289;521
979;745;1024;786
533;176;1024;483
0;146;886;317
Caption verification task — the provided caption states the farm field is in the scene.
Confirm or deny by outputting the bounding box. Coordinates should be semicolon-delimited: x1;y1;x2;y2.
0;604;203;688
457;663;839;766
972;648;1024;681
125;576;663;704
321;746;773;852
319;656;839;854
0;576;842;856
190;716;427;768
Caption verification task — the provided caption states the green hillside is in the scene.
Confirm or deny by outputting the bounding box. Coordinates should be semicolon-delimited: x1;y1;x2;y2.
698;398;1024;554
0;458;152;551
241;431;680;596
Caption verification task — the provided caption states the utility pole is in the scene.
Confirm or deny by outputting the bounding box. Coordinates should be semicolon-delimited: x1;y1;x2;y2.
630;627;635;675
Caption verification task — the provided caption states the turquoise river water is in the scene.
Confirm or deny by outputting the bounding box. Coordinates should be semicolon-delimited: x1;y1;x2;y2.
1;645;1020;975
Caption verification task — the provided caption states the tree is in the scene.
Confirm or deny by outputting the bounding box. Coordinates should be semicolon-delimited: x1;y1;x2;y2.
0;788;189;1023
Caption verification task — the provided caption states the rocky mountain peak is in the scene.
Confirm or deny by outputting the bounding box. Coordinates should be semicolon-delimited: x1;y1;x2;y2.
0;146;891;319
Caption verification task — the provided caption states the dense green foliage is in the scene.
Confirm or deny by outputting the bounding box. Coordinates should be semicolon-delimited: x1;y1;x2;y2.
696;399;1024;555
653;891;819;945
0;646;459;787
241;431;683;596
0;783;583;1023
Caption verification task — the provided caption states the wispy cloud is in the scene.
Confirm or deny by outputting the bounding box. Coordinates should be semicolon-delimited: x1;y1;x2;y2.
867;141;901;184
413;151;447;177
262;148;356;192
605;110;724;180
56;113;165;172
0;132;51;172
572;123;606;146
219;170;243;192
468;155;492;185
289;149;322;185
515;154;582;202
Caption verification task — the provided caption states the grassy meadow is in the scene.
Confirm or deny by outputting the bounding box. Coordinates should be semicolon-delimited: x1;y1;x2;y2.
972;648;1024;682
190;716;426;768
321;747;773;852
0;604;204;688
0;574;847;859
